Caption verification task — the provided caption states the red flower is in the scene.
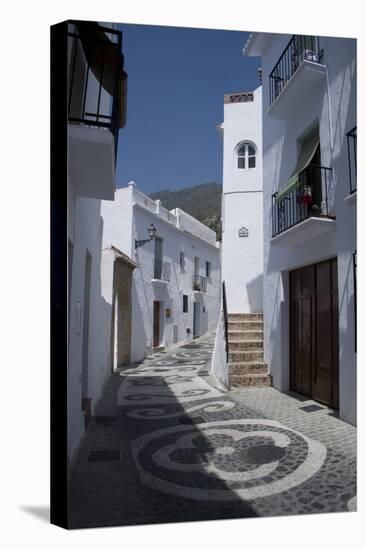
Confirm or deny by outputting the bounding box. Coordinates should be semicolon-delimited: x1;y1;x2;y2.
298;194;312;206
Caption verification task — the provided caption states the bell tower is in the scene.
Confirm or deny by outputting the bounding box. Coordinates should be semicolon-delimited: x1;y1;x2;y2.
220;86;263;313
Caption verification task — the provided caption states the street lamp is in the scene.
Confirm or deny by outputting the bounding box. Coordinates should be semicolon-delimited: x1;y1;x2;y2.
135;223;158;250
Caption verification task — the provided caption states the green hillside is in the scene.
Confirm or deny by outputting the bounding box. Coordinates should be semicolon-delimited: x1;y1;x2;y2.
149;182;222;240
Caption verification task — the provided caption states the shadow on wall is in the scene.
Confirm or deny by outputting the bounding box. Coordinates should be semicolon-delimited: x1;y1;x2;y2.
96;293;114;377
131;279;148;362
86;220;114;406
327;54;356;210
338;253;357;423
245;273;264;313
201;301;209;335
264;271;289;392
340;293;356;423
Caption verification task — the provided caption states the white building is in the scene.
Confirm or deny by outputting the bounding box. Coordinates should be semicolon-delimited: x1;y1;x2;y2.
101;182;221;365
216;87;269;389
244;33;357;424
67;21;128;461
220;87;263;313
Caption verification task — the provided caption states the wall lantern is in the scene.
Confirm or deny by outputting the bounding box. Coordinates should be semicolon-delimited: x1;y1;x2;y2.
135;223;158;249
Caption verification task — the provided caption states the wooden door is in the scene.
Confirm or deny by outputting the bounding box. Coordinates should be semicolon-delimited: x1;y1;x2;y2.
313;259;339;408
153;301;160;347
290;264;314;397
290;258;339;408
193;302;200;337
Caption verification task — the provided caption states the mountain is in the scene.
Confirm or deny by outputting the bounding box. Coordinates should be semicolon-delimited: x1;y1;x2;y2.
149;182;222;240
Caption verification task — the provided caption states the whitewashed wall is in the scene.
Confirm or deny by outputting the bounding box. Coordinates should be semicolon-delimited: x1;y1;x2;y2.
101;184;221;364
67;22;120;463
221;86;264;313
251;35;357;424
67;179;113;462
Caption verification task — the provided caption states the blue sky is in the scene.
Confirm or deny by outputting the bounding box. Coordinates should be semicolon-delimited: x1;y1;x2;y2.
116;23;260;194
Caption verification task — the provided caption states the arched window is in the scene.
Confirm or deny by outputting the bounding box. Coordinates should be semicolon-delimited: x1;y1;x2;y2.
237;143;256;169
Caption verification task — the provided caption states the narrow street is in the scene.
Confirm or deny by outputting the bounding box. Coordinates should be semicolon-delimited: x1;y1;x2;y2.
69;334;356;529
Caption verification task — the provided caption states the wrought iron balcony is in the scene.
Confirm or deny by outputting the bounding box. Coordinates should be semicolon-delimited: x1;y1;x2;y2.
68;22;127;155
192;275;207;292
347;126;357;195
269;35;323;107
272;164;332;238
153;259;171;282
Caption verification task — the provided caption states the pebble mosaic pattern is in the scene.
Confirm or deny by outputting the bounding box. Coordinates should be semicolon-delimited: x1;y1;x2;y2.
68;334;357;528
132;419;327;501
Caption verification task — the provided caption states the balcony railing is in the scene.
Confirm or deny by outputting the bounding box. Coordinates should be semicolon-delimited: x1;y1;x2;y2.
68;22;127;155
272;164;332;237
222;281;229;363
269;35;323;106
192;275;207;292
153;259;171;282
347;126;357;194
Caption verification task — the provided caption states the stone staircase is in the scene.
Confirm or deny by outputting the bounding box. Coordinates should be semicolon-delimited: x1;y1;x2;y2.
228;313;271;388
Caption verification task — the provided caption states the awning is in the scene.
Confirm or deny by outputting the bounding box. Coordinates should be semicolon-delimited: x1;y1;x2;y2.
275;131;320;202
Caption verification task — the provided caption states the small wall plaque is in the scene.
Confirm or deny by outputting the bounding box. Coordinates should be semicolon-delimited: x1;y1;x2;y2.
165;308;171;318
239;226;249;237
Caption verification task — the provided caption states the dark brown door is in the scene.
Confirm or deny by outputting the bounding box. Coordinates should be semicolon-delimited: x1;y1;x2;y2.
290;258;339;408
153;301;160;348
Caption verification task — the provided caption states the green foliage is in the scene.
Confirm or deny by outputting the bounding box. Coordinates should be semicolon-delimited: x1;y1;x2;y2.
150;182;222;241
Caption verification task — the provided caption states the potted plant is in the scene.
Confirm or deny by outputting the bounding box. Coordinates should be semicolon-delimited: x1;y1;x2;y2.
310;204;321;216
297;183;312;206
298;194;312;206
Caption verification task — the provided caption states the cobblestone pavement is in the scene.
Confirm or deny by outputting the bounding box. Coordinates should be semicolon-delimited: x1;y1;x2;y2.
68;334;357;529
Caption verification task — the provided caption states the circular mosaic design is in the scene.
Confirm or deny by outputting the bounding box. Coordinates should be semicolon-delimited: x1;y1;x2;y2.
131;419;327;501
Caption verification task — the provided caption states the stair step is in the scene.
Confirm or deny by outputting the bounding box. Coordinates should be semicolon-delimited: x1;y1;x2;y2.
230;373;272;388
228;321;263;331
228;313;263;321
229;362;268;375
228;331;263;341
229;340;263;351
229;350;264;362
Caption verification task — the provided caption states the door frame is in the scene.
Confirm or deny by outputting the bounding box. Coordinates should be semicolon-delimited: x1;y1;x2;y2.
289;257;339;409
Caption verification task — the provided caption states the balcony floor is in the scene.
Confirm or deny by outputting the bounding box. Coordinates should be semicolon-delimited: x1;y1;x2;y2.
68;124;115;200
271;216;336;247
268;60;326;120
